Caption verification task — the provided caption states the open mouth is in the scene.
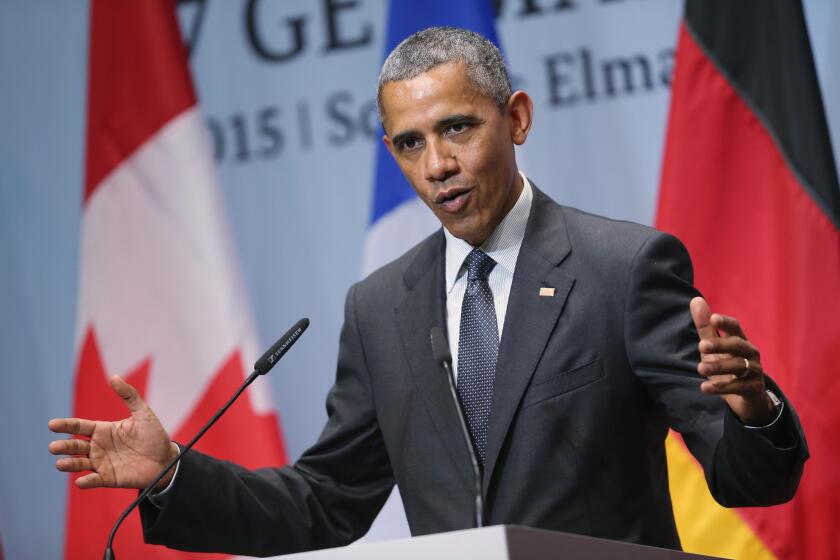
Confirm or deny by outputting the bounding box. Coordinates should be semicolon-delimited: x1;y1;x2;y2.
435;187;472;212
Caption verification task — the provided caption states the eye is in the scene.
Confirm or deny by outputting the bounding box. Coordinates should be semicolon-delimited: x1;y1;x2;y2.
446;122;469;135
398;136;423;152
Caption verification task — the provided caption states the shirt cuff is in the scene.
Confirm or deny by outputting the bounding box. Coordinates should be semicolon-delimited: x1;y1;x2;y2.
147;444;181;509
744;389;785;430
744;401;785;428
741;391;796;450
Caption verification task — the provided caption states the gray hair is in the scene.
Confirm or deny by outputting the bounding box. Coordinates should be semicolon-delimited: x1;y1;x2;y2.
376;27;512;125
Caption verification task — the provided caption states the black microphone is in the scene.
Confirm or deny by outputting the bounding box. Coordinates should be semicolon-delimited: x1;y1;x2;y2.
254;318;310;375
103;318;310;560
429;326;484;528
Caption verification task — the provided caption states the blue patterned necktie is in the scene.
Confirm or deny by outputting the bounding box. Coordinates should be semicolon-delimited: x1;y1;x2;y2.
457;248;499;465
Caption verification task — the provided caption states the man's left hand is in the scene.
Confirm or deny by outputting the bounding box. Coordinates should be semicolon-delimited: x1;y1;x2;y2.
690;297;777;426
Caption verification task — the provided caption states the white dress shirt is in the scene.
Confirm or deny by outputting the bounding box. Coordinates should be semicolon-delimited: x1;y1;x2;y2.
444;172;533;380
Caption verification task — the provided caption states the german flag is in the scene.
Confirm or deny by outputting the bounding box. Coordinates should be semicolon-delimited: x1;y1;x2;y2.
657;1;839;559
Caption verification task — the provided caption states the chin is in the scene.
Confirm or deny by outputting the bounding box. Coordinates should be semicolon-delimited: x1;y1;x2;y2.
443;216;485;244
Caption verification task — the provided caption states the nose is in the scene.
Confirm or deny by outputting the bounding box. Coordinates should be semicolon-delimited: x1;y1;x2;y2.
424;138;459;182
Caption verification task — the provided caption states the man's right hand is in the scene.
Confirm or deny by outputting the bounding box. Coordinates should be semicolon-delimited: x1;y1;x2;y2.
48;375;179;491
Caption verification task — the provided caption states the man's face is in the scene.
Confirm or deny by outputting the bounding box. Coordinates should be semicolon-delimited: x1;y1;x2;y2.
381;62;531;246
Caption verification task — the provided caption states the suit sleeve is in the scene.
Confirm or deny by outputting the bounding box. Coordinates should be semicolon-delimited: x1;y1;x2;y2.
622;231;808;507
140;284;394;556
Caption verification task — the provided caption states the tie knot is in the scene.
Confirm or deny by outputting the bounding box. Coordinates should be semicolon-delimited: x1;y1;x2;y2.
465;249;496;281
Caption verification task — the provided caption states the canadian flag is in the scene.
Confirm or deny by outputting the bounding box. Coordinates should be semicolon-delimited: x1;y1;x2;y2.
66;1;287;558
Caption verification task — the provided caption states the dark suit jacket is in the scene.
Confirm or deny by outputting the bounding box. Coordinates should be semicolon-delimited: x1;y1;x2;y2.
142;187;807;556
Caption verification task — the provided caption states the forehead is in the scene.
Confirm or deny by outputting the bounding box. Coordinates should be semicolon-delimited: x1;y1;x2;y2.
380;62;496;134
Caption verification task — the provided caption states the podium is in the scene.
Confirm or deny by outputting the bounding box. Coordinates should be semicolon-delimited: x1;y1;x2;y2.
279;525;722;559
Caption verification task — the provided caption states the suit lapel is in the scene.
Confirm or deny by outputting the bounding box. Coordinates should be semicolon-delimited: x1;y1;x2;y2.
395;231;475;490
483;187;575;494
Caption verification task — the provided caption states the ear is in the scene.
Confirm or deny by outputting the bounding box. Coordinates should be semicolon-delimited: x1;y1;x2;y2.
507;91;533;145
382;134;396;158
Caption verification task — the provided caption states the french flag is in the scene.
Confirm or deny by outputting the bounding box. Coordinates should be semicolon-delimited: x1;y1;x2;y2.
67;1;286;557
360;0;501;542
362;0;501;276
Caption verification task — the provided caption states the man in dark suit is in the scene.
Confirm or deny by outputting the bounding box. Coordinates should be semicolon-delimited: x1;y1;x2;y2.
48;27;807;556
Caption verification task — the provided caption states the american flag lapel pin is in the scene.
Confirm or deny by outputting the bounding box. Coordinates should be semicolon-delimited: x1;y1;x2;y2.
539;287;555;297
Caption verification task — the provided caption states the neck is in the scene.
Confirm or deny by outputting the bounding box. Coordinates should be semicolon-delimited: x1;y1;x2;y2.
467;171;524;247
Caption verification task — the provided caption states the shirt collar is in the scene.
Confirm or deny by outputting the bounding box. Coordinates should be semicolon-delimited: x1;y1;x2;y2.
444;172;533;293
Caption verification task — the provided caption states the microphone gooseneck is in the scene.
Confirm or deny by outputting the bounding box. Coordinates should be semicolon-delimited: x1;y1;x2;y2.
430;326;484;528
104;318;310;560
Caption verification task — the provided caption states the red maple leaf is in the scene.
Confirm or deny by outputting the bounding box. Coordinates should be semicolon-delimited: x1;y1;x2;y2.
64;327;287;559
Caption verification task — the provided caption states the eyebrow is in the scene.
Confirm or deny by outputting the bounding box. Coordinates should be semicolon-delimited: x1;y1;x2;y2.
435;113;478;131
390;114;480;148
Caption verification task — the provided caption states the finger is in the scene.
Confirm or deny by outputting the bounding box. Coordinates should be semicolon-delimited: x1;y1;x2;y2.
56;457;94;473
75;473;105;489
710;313;747;339
698;356;762;378
49;438;91;456
697;345;730;364
690;297;717;341
47;418;96;437
700;375;764;396
109;375;148;416
698;336;758;359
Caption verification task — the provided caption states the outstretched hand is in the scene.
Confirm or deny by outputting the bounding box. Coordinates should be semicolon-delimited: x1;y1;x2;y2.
48;375;179;490
690;297;776;426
